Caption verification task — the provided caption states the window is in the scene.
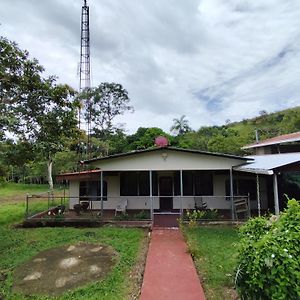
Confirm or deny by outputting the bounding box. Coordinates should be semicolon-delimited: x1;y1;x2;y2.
139;172;150;196
183;171;193;195
181;171;213;196
194;171;213;196
225;179;256;200
79;181;107;201
120;171;153;196
120;172;138;196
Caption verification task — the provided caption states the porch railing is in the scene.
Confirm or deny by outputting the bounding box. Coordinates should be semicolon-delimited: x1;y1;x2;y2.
25;194;250;221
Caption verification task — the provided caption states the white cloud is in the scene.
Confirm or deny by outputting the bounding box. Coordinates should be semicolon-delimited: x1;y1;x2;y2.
1;0;300;133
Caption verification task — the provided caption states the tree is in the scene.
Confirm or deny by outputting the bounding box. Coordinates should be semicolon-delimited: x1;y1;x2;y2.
125;127;172;151
78;82;134;136
170;115;191;135
1;36;79;191
0;36;45;139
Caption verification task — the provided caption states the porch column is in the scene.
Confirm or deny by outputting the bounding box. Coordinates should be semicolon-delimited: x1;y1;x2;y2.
149;170;153;220
180;170;183;215
100;170;104;216
230;168;234;220
256;174;261;217
273;173;280;215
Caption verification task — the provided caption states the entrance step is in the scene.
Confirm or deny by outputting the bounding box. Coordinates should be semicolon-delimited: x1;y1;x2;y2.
153;213;180;227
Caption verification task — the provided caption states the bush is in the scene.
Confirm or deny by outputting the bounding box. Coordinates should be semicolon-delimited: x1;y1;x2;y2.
235;199;300;299
132;210;150;220
183;209;219;228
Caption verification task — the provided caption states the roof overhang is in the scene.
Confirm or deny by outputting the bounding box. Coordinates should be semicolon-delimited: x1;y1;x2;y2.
56;170;101;181
234;153;300;175
243;131;300;149
83;146;249;164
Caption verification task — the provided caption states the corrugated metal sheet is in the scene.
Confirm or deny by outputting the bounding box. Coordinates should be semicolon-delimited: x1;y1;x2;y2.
243;131;300;149
234;153;300;175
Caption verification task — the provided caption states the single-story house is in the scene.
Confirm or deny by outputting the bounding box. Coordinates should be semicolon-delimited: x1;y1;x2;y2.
57;146;297;221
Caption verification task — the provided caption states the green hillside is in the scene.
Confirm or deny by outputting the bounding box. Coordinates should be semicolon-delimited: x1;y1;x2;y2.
175;106;300;155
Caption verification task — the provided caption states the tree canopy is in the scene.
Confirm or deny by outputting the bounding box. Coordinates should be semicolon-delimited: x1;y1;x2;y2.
0;36;79;189
78;82;134;137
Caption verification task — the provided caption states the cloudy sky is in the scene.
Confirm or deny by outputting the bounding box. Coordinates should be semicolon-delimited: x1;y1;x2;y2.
1;0;300;133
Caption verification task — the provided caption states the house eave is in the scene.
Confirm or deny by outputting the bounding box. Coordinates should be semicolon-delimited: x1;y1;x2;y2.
83;147;250;164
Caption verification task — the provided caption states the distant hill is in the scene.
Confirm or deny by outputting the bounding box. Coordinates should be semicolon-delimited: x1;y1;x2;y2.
176;106;300;155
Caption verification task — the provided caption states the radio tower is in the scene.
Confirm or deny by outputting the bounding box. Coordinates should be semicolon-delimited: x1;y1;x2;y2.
79;0;91;158
79;0;90;92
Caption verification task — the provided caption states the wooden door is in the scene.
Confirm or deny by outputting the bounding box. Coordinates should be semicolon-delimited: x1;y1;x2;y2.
159;177;173;211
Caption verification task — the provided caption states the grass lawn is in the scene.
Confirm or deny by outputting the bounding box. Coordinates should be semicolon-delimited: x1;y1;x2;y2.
0;183;51;199
0;185;148;300
184;226;239;300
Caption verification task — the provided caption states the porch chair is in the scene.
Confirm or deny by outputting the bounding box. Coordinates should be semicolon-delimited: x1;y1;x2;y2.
194;196;207;210
233;197;250;220
115;199;128;216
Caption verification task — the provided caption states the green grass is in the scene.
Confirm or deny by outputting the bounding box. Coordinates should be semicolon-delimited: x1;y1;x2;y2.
184;226;239;300
0;191;146;299
0;183;51;198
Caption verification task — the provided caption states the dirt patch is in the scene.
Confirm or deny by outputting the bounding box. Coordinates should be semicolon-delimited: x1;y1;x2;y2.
13;242;118;296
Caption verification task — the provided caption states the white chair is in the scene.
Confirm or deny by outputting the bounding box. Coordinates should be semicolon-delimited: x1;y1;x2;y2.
194;196;207;210
115;199;128;216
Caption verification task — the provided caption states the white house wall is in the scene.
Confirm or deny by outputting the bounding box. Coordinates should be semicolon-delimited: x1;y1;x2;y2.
90;150;246;171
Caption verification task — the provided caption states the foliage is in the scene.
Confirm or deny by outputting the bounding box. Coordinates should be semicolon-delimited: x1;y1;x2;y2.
235;199;300;300
170;115;191;135
185;209;205;228
132;210;150;220
78;82;133;136
0;36;79;190
183;209;219;228
184;226;239;300
125;127;173;151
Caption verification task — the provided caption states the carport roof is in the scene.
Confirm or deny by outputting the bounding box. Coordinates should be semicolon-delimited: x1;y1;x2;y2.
234;153;300;175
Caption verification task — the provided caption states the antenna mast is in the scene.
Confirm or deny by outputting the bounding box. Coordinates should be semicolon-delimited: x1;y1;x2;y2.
79;0;91;158
79;0;91;92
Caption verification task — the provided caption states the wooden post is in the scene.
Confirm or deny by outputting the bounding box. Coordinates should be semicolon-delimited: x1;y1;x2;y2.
26;194;29;219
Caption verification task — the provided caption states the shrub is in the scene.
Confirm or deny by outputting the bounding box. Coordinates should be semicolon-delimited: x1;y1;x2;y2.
185;209;205;228
132;210;150;220
235;199;300;299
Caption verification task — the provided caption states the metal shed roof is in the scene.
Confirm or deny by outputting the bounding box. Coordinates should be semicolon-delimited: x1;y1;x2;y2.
243;131;300;149
234;153;300;175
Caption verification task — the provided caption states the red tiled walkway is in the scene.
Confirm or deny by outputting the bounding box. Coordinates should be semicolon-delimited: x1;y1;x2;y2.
140;228;206;300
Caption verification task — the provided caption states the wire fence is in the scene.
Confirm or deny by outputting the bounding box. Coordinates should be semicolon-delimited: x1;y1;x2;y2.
25;194;250;221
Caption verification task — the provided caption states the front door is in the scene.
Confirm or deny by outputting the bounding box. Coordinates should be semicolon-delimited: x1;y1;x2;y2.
159;176;173;211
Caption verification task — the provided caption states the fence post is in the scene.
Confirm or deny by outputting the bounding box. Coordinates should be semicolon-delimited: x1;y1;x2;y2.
26;194;29;219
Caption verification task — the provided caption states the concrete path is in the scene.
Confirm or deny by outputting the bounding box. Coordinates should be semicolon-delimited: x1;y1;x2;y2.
140;228;206;300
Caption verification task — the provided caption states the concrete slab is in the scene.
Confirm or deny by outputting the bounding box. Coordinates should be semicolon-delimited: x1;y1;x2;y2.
140;228;206;300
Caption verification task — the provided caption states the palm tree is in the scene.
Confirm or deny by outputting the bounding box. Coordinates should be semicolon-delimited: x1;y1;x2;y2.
170;115;191;135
